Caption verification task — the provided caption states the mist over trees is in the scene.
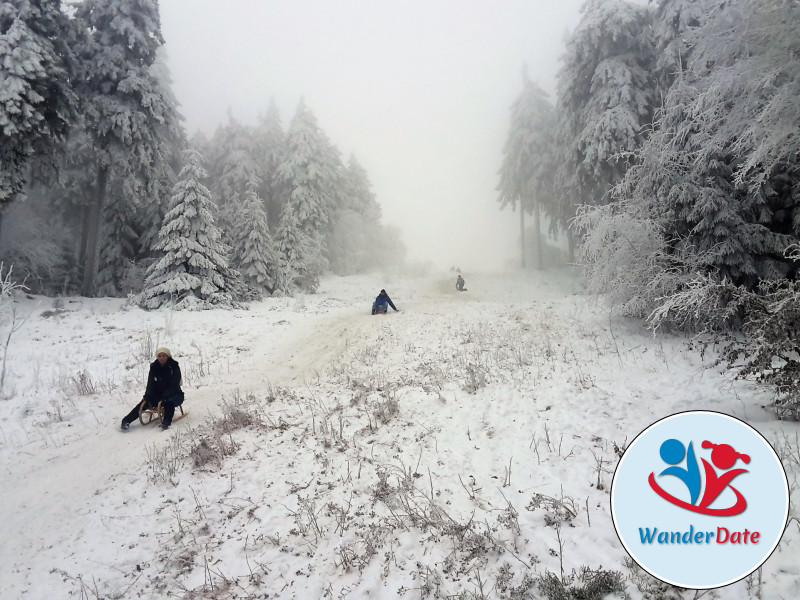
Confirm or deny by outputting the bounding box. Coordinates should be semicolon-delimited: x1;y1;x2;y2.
498;0;800;417
0;0;403;301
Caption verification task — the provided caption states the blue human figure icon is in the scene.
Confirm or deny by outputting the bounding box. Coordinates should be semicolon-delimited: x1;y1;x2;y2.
658;439;701;505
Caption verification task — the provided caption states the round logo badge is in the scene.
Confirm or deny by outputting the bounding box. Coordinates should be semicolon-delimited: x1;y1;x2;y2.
610;411;789;589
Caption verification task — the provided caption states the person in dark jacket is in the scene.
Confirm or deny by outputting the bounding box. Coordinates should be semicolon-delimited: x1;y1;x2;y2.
121;347;185;431
371;289;399;314
456;274;467;291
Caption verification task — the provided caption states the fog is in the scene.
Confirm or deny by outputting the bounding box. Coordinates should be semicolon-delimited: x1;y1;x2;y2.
159;1;586;271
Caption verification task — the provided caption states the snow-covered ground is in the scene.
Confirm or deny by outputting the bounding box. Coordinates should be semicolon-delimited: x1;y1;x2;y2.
0;268;797;599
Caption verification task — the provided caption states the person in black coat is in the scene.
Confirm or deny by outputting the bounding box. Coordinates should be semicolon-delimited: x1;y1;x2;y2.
121;347;185;430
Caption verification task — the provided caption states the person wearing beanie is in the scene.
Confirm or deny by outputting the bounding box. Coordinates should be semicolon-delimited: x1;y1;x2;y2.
120;347;185;431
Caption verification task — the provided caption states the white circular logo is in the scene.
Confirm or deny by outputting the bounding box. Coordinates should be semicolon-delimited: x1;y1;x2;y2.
610;411;789;588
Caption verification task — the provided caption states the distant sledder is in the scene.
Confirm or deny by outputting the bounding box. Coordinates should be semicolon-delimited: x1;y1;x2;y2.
456;274;467;292
371;289;399;315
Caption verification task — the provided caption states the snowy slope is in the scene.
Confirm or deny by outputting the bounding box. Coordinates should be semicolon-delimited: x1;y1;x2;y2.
0;268;797;599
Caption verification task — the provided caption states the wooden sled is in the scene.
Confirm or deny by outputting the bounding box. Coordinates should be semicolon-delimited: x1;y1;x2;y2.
138;399;188;426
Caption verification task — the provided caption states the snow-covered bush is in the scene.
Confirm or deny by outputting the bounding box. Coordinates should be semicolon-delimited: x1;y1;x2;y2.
575;201;685;319
648;247;800;420
536;567;626;600
0;264;29;398
719;248;800;420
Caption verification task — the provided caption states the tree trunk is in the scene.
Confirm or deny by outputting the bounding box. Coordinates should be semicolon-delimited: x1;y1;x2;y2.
78;201;91;266
519;205;526;269
567;227;576;264
534;198;542;270
81;165;108;297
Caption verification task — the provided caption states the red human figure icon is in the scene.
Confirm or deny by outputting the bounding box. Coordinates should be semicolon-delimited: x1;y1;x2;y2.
697;441;750;512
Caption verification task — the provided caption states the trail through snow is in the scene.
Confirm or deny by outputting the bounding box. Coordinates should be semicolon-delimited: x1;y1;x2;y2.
1;269;797;599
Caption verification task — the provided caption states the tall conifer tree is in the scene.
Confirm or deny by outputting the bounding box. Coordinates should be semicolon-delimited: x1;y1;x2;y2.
0;0;77;234
231;187;280;296
139;151;235;310
497;72;556;268
554;0;654;213
74;0;179;296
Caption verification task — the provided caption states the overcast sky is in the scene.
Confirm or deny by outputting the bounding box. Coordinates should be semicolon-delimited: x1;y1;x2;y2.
158;1;586;271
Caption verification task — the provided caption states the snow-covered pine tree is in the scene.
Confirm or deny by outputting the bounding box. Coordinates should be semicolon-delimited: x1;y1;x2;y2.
256;99;287;232
231;187;280;297
342;155;381;221
138;150;236;310
497;70;557;268
96;177;140;296
649;0;792;286
209;113;261;203
74;0;180;297
205;112;261;240
318;132;348;225
640;1;800;415
578;0;800;323
651;0;710;92
273;200;310;296
92;49;184;297
327;154;383;274
554;0;655;213
0;0;77;226
133;46;186;265
576;55;743;319
275;101;335;233
726;0;800;245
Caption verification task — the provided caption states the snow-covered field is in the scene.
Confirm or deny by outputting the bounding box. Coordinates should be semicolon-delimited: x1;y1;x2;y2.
0;268;797;599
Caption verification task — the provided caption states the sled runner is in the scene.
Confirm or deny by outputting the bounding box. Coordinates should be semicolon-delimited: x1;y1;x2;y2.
138;399;188;426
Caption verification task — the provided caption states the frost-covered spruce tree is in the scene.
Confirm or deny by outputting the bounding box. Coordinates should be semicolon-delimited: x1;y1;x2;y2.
651;0;710;92
578;0;800;322
497;70;557;268
726;0;800;246
74;0;180;297
205;113;261;242
133;47;185;262
96;178;139;296
274;99;338;291
139;151;235;310
327;154;383;274
94;49;184;297
730;246;800;420
231;187;280;296
256;99;287;231
554;0;654;212
342;155;381;221
210;113;261;204
273;200;311;295
275;99;337;234
644;1;791;286
0;0;77;219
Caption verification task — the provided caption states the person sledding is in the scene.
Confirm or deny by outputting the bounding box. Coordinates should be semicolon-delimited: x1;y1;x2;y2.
456;274;467;292
120;347;185;431
371;289;399;314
